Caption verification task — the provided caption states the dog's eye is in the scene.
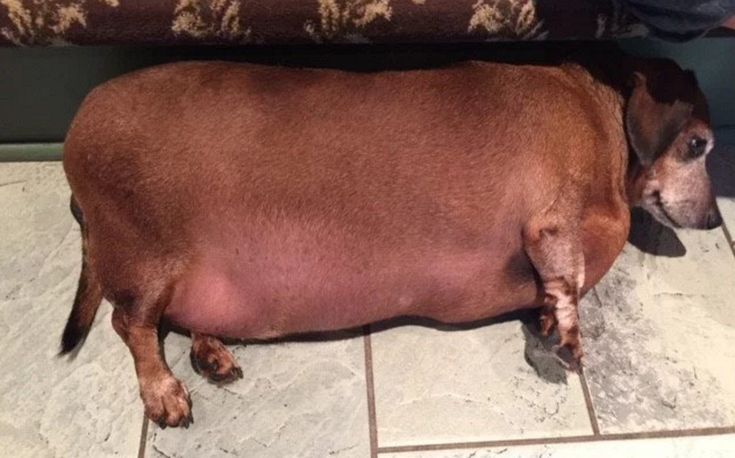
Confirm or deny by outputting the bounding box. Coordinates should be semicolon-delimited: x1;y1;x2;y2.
688;136;708;158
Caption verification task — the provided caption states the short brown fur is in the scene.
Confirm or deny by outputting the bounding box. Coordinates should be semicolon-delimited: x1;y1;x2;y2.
60;58;720;427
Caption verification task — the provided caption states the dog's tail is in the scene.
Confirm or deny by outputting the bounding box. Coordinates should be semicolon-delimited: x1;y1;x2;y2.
60;195;103;355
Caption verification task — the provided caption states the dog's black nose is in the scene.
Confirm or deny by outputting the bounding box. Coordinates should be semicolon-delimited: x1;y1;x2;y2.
706;207;723;229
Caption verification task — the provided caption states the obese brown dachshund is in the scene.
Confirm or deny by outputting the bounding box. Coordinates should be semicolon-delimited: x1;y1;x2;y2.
60;57;721;427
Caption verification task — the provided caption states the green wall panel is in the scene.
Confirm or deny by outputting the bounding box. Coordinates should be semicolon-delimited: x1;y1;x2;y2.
1;40;733;147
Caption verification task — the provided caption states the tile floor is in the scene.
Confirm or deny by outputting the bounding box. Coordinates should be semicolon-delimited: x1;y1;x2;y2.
1;146;734;458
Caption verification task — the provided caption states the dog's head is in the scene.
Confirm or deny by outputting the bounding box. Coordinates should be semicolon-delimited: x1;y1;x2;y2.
626;58;722;230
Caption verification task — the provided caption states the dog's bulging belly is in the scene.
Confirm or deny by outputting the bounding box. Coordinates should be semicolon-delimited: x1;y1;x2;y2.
65;61;634;344
164;228;539;339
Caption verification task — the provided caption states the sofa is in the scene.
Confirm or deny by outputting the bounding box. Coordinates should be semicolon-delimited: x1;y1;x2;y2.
0;0;660;47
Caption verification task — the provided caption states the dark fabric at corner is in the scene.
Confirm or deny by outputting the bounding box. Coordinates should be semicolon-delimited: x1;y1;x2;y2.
618;0;735;41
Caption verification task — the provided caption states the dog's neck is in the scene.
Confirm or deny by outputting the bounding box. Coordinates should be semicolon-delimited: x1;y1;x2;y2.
572;53;645;209
625;158;649;207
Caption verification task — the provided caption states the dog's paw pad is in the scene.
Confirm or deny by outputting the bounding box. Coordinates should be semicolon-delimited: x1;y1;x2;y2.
190;337;243;384
143;377;193;428
539;311;557;337
551;344;583;373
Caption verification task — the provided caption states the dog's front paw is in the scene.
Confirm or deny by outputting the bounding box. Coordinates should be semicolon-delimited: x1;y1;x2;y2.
142;376;193;428
539;307;557;337
551;342;583;373
190;336;243;384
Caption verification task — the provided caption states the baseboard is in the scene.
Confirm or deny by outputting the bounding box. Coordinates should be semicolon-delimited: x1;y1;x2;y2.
0;143;62;162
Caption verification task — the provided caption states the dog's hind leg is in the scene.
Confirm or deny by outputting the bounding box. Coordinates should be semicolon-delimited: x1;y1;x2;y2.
524;218;585;370
111;287;193;428
190;333;243;384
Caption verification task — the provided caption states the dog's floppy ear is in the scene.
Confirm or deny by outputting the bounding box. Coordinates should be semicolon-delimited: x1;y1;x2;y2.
625;71;693;166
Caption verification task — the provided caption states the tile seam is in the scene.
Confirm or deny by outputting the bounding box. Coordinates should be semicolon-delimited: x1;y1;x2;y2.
137;416;149;458
376;426;735;454
363;327;379;458
578;368;601;436
720;219;735;262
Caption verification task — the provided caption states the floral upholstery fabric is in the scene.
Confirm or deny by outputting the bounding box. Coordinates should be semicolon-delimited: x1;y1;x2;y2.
0;0;652;46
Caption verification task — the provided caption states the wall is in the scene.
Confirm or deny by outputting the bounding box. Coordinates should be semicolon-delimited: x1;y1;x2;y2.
0;39;733;149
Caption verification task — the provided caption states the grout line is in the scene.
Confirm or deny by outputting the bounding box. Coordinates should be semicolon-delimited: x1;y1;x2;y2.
578;286;605;436
591;287;604;308
578;368;600;436
363;326;379;458
720;219;735;261
377;426;735;454
137;415;149;458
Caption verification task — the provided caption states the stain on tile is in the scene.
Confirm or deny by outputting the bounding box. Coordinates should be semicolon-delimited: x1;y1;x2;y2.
580;211;735;433
0;163;142;457
521;322;569;385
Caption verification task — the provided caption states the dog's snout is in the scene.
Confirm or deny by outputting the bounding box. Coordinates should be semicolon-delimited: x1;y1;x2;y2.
706;207;723;230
